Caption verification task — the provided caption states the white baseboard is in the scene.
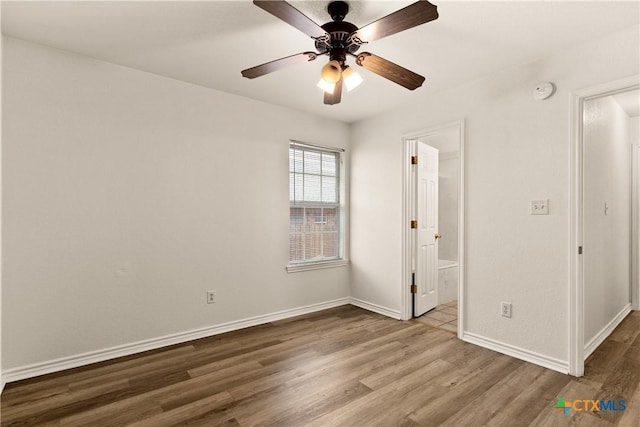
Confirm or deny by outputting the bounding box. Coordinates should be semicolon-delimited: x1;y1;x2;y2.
463;331;569;375
349;297;401;320
1;297;351;385
584;303;632;359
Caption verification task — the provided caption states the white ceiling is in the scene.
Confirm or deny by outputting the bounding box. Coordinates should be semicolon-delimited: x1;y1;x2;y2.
2;1;639;123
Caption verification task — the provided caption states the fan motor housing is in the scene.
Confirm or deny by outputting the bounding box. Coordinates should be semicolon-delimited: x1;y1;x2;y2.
314;1;361;59
316;21;360;58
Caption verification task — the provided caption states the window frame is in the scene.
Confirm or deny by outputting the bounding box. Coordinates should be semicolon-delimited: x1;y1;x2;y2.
287;141;348;273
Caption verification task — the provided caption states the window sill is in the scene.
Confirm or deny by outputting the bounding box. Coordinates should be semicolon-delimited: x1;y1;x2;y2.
286;259;349;273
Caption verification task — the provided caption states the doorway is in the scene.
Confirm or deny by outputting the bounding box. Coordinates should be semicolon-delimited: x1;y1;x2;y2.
402;120;465;338
569;76;640;377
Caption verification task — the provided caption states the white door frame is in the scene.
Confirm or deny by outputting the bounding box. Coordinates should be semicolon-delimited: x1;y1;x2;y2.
569;75;639;377
401;120;465;339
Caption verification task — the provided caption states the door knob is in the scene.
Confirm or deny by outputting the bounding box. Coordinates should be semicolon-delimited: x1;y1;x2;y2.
435;233;442;239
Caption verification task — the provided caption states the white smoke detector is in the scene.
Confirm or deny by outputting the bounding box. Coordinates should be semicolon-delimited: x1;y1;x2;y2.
533;82;556;101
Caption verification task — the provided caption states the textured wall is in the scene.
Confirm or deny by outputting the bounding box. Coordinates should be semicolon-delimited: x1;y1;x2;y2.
350;26;640;362
583;96;631;344
2;37;350;370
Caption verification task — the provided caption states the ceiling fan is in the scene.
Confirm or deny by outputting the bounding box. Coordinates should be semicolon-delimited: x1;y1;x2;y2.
241;0;439;105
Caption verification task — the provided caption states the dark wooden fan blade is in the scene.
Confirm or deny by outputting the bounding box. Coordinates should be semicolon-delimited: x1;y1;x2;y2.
242;52;319;79
355;52;425;90
254;1;327;38
351;0;438;43
324;76;343;105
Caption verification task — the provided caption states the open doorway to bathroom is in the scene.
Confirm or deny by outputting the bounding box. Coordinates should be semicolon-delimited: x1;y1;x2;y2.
402;120;465;337
417;143;460;332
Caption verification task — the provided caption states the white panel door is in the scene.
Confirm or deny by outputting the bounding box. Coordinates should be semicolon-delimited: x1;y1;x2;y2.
414;141;439;317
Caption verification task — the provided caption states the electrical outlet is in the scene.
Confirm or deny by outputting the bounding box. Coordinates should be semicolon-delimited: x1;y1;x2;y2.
531;199;549;215
501;302;512;318
206;291;216;304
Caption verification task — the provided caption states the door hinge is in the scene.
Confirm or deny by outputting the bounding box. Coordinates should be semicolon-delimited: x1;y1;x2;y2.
410;220;417;229
411;273;417;294
411;156;418;165
578;246;583;255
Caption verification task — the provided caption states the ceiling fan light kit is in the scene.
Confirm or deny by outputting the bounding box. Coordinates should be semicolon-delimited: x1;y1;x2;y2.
318;62;362;94
241;0;439;105
342;66;363;92
321;60;343;84
317;78;336;94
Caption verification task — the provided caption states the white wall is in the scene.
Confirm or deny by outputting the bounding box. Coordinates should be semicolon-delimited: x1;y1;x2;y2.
1;37;350;373
438;153;459;262
350;25;640;364
583;96;631;344
632;116;640;311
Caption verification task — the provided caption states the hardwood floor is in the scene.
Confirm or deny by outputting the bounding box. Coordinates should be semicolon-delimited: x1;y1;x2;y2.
1;306;639;426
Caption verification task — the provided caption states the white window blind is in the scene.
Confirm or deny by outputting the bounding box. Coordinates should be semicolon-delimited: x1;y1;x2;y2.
289;144;341;263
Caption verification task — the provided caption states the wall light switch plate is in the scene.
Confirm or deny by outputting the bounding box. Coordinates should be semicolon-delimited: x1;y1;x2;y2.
501;302;512;318
206;291;216;304
531;199;549;215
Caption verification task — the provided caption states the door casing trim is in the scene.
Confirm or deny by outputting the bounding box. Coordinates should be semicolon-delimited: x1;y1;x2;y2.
401;120;465;340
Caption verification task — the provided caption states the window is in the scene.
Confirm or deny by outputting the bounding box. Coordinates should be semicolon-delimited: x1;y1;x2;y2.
289;143;345;269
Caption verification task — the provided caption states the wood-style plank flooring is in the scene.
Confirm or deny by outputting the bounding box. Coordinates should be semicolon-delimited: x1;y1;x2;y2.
1;306;639;426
